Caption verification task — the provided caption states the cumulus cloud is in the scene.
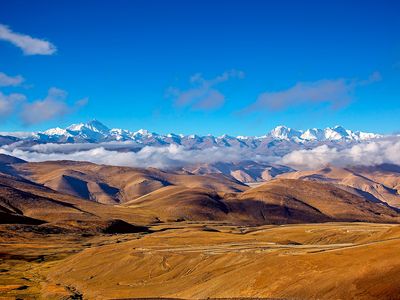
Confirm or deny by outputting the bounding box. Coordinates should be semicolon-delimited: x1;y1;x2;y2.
280;137;400;170
0;24;56;55
0;72;24;87
243;72;381;113
20;88;88;125
0;91;26;117
167;69;244;111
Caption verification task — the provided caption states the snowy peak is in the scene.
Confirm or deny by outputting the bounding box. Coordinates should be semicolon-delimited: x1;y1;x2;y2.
43;127;71;137
85;120;110;133
67;120;110;134
132;129;153;138
300;128;324;141
268;125;381;142
324;126;349;140
270;126;302;140
20;121;383;146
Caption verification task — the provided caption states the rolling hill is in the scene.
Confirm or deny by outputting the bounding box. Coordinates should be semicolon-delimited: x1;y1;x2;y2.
279;165;400;208
238;178;400;223
0;158;397;225
15;160;248;204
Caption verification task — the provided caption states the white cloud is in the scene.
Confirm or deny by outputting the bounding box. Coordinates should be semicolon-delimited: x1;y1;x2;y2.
20;88;88;125
0;24;56;55
167;70;244;111
244;72;381;112
251;79;352;111
0;72;24;87
2;137;400;171
2;141;141;154
0;144;276;169
0;91;26;117
0;132;36;139
0;87;86;126
280;137;400;170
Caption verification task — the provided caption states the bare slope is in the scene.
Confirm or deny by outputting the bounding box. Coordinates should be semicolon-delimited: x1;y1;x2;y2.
4;158;400;225
236;178;400;223
45;223;400;300
16;161;248;204
124;178;400;224
0;172;154;229
279;165;400;208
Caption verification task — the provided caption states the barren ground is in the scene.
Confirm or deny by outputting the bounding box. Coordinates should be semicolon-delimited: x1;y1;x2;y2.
1;222;400;299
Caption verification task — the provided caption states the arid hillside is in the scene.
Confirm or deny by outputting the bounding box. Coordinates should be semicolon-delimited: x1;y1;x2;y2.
44;222;400;300
279;165;400;208
238;178;400;223
0;157;398;225
15;160;248;204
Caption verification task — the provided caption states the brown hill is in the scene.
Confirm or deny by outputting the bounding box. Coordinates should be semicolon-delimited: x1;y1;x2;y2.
0;211;45;225
123;178;399;224
352;164;400;195
124;186;229;222
15;161;247;204
0;153;26;165
279;165;400;208
0;173;90;222
2;157;399;225
0;172;154;229
236;178;400;224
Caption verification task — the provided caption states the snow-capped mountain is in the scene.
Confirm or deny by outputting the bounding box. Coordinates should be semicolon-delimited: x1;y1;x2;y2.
270;125;303;141
0;120;382;150
269;125;381;142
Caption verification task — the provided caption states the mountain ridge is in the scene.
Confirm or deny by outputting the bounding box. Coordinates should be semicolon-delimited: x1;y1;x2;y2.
0;120;383;147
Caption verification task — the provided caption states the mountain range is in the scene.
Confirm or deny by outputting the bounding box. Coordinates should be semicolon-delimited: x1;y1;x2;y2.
0;120;383;149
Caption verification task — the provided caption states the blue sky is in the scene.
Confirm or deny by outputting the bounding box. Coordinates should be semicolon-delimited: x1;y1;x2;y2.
0;0;399;135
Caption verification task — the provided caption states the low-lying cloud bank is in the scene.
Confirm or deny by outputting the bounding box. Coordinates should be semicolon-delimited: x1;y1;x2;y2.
1;137;400;170
281;138;400;169
2;140;141;154
0;144;276;169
